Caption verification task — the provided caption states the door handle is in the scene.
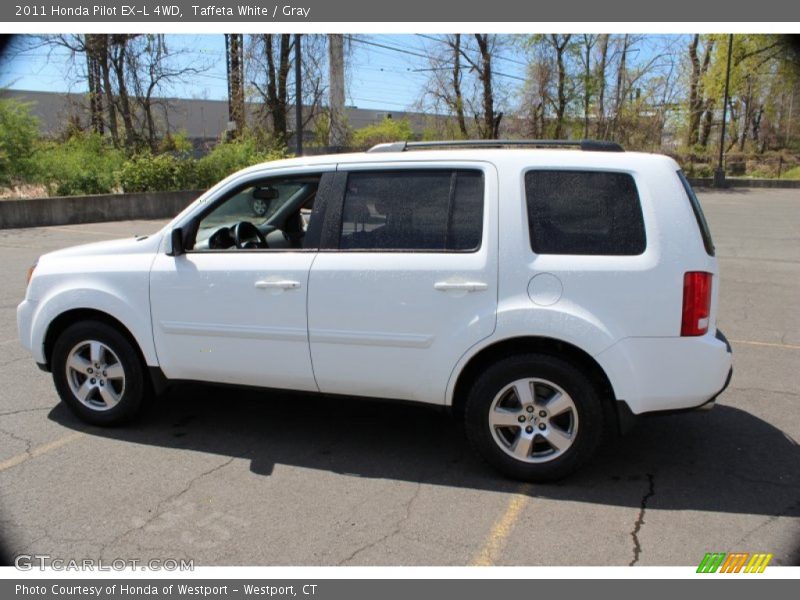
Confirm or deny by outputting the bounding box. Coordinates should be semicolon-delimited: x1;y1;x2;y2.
434;281;488;292
255;279;301;290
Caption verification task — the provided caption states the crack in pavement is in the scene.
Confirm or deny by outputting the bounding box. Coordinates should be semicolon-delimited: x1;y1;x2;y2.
629;473;655;567
0;406;52;418
726;471;800;490
337;481;423;566
732;387;800;399
0;424;33;456
98;456;236;557
734;501;800;547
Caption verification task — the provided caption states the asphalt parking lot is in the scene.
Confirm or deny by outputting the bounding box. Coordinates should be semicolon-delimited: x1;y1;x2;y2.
0;188;798;567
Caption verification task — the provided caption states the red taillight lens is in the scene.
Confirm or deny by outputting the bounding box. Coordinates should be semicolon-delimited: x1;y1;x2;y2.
681;272;712;336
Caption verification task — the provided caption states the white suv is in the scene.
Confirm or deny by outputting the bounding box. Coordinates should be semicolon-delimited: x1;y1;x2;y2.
17;140;733;480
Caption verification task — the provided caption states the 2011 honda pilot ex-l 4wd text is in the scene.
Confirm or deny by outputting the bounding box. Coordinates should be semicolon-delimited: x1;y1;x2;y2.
17;140;733;481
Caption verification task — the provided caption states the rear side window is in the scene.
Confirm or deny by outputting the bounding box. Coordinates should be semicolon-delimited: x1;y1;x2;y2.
524;170;646;255
677;170;715;256
339;169;484;251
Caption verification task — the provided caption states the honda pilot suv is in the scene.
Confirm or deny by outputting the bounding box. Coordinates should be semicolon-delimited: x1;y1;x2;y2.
17;140;733;481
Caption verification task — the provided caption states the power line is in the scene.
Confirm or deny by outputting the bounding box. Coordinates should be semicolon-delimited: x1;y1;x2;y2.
415;33;529;68
348;35;526;83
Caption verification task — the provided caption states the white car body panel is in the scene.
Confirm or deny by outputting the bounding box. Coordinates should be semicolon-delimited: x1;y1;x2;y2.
150;251;318;390
307;160;499;403
17;148;732;418
18;235;163;366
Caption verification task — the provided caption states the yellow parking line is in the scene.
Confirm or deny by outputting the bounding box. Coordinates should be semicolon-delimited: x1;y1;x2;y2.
0;432;83;472
730;339;800;351
471;484;531;566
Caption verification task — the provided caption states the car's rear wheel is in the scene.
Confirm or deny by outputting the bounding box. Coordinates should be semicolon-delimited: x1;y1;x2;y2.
51;320;148;426
464;353;604;481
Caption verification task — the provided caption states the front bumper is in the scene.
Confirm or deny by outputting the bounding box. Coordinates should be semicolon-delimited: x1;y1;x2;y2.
16;299;36;356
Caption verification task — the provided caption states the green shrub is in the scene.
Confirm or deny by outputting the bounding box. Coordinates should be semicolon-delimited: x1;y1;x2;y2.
195;136;286;189
0;98;40;185
33;132;124;196
352;118;413;150
159;130;193;154
781;165;800;180
119;152;197;193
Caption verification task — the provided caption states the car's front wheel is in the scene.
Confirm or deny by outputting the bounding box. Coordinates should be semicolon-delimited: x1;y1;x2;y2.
51;320;148;426
464;354;605;481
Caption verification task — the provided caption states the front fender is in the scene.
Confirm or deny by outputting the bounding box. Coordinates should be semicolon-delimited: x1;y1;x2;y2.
28;279;157;367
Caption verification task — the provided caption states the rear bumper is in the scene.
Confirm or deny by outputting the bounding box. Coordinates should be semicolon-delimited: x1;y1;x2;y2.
597;328;733;415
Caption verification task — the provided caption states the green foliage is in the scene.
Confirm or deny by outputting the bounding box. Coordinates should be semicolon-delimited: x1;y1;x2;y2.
195;136;287;188
33;132;124;196
119;152;197;193
158;130;193;154
781;166;800;180
352;118;413;149
0;98;40;185
121;135;287;193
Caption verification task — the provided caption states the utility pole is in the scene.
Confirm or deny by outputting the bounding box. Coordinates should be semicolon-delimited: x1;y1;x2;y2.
225;34;245;138
715;34;734;188
328;34;346;150
295;34;303;156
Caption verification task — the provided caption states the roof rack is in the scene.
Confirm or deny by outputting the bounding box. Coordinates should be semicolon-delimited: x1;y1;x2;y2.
367;139;625;153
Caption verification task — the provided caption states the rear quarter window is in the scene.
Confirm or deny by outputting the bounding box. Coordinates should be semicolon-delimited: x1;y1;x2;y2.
524;170;646;255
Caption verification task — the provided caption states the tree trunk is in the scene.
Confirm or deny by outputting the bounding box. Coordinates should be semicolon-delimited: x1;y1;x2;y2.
327;34;347;148
263;34;292;144
552;34;571;139
474;34;499;139
110;39;135;147
687;34;702;147
452;34;468;137
699;99;715;147
611;34;628;139
595;34;609;138
582;35;593;139
98;38;119;147
84;35;105;135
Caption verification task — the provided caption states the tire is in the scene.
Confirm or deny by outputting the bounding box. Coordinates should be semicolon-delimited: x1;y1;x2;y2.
464;353;605;481
51;320;148;426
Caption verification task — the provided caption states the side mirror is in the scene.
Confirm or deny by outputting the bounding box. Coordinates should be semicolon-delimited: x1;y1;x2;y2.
167;227;185;256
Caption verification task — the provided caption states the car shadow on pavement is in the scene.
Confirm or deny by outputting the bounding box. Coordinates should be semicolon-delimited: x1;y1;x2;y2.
48;383;800;518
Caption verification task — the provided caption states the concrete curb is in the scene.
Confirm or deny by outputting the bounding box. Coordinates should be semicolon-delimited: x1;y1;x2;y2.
0;190;204;229
688;178;800;189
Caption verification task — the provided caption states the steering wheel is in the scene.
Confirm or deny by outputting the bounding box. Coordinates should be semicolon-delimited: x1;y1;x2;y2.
232;221;268;249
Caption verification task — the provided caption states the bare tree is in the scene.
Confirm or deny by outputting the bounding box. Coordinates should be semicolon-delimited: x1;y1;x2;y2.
328;34;347;148
248;34;327;146
687;35;715;147
546;34;573;139
579;34;599;138
595;34;610;138
450;34;469;137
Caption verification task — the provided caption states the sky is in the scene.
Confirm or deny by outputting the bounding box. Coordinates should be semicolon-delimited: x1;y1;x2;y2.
0;34;531;112
0;34;676;113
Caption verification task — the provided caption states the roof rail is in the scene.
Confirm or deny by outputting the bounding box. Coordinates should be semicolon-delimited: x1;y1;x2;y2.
367;139;625;153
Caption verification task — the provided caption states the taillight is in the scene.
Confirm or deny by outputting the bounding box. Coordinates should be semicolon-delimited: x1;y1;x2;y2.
681;272;712;336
